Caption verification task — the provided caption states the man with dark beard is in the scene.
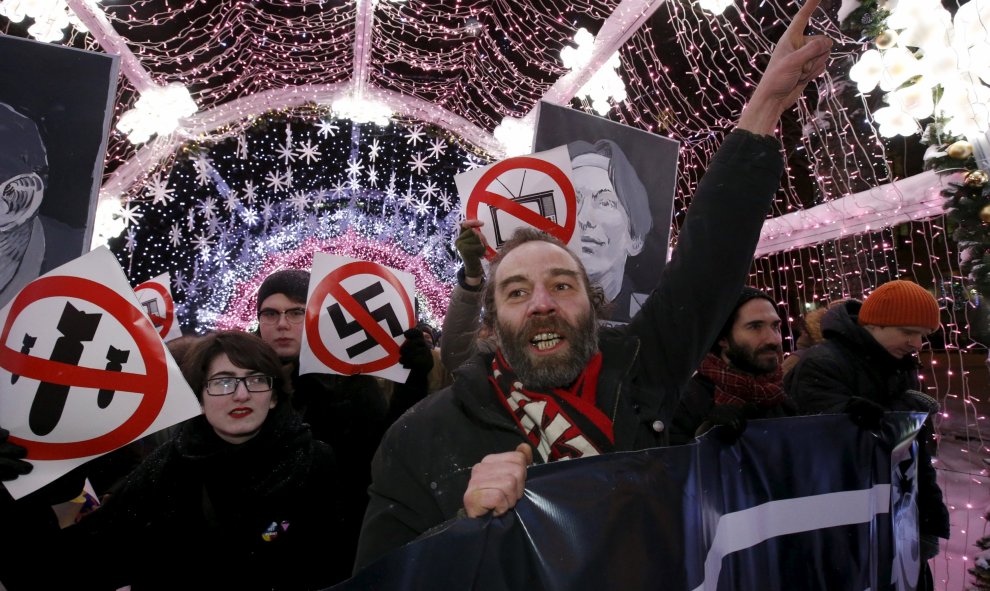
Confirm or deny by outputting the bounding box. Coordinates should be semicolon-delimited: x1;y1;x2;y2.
353;1;833;571
668;287;796;445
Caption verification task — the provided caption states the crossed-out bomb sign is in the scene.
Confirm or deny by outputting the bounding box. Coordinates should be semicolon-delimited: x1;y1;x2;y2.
0;248;201;500
298;253;418;384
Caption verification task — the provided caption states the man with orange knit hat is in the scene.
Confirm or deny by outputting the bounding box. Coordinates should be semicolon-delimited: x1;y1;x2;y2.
785;279;949;591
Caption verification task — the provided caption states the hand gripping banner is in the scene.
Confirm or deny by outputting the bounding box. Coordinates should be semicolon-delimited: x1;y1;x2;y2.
336;413;927;591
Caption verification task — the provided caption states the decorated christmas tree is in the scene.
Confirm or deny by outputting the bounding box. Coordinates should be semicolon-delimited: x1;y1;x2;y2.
944;166;990;590
944;168;990;300
972;532;990;590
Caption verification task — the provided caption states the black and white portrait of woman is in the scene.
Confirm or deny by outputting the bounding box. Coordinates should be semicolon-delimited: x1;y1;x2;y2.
0;103;48;306
535;102;680;323
0;35;118;309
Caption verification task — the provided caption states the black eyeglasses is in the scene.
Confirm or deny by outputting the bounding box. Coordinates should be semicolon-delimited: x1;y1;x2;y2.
204;375;274;396
258;308;306;325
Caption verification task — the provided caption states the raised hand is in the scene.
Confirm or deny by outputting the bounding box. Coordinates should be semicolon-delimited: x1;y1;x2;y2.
739;0;833;134
398;328;434;375
455;219;488;283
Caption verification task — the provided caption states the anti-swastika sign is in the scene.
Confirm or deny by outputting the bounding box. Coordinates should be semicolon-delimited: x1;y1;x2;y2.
456;145;576;259
134;273;182;342
298;254;417;383
0;247;202;500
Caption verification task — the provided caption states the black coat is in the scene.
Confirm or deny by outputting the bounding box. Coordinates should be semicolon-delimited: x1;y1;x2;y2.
1;403;350;590
291;370;388;570
784;300;950;539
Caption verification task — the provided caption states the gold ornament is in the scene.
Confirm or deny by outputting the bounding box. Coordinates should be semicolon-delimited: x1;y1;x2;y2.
980;204;990;223
966;170;989;188
947;140;974;160
875;30;898;49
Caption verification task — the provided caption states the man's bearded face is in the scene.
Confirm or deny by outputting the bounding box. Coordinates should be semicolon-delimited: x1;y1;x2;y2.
495;306;599;390
723;333;782;374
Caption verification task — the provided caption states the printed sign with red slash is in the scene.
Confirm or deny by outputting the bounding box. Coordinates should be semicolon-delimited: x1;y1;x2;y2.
456;145;576;258
298;254;417;383
134;273;182;342
0;248;202;500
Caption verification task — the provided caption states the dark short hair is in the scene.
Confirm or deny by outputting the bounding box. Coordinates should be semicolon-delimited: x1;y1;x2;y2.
481;227;607;333
568;139;652;242
180;330;292;403
711;287;777;354
256;269;310;314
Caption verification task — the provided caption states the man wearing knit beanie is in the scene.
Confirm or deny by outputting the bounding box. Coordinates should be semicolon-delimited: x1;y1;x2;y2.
857;279;941;359
255;266;421;573
256;269;311;359
785;279;948;590
669;286;796;445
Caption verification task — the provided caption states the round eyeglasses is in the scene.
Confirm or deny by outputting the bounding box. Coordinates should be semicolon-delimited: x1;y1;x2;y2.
204;375;274;396
257;308;306;325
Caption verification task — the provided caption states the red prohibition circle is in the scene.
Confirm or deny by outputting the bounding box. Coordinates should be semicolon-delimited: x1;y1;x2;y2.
464;156;577;258
134;280;175;339
0;276;168;460
305;261;415;375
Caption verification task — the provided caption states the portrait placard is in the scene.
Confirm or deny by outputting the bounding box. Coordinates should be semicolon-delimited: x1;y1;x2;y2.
534;102;680;323
0;36;119;309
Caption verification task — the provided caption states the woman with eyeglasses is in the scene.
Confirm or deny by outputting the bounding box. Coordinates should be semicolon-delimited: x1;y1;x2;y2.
0;331;350;590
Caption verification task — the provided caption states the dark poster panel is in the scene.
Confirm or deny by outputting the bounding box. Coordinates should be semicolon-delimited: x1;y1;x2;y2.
0;35;118;308
340;414;926;591
534;102;679;323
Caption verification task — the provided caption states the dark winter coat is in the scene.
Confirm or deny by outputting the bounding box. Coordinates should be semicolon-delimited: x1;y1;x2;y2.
290;370;388;570
1;402;350;591
354;129;787;571
784;300;950;539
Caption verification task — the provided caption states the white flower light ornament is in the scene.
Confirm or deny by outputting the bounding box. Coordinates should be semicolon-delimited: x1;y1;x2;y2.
849;0;990;139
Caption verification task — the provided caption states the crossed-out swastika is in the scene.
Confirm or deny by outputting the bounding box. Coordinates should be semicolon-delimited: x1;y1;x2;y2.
306;261;415;375
326;281;404;358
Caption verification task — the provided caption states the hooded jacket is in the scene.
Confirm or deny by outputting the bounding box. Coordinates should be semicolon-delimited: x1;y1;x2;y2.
784;300;950;539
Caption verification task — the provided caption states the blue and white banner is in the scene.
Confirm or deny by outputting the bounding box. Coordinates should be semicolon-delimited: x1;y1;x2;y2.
336;414;927;591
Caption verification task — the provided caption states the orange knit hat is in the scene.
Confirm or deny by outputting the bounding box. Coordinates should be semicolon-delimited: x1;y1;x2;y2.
858;280;940;331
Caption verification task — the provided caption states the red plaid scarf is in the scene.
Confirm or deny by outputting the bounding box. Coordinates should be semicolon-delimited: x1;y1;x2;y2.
488;350;613;463
697;353;786;408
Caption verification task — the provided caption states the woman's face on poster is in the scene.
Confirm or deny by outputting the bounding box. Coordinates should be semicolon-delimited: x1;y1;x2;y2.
573;164;636;281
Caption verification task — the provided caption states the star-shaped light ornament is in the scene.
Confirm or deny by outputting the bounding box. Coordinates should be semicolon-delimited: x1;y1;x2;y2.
405;125;426;146
408;152;430;175
146;174;175;206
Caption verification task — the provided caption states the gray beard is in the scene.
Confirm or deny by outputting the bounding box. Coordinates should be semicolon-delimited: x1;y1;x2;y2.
495;309;599;390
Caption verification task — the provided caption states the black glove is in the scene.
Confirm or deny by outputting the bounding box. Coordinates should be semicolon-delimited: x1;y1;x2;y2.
845;396;886;430
455;224;486;280
0;427;33;481
902;389;940;414
921;534;940;560
399;329;434;375
697;404;752;445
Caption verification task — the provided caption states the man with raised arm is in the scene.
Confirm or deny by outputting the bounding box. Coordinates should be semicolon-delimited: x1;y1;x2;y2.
354;2;832;570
